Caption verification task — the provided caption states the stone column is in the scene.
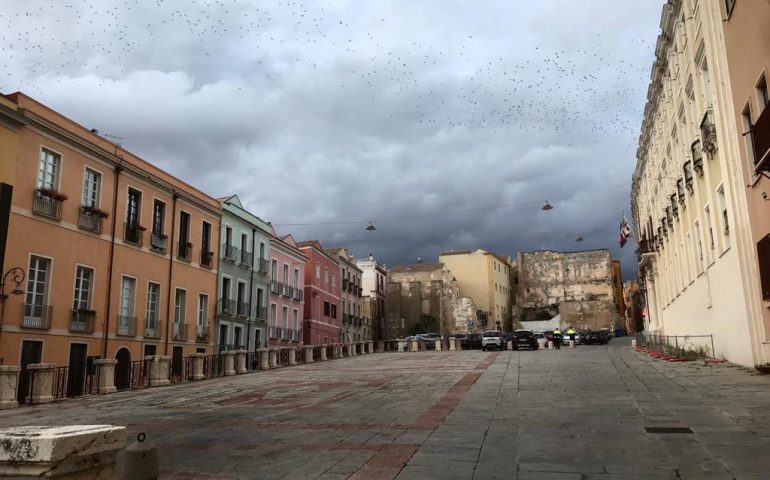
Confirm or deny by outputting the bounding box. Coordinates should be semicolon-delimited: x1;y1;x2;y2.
191;353;205;380
288;347;297;366
455;338;461;351
0;425;126;479
0;366;20;410
147;356;171;387
631;339;638;349
93;359;117;394
367;341;374;354
409;339;418;352
569;340;576;349
304;346;314;364
448;337;456;351
435;339;443;352
334;344;343;359
377;341;385;353
235;350;247;374
222;351;236;376
28;363;55;404
398;339;405;352
258;348;270;370
320;345;328;361
269;349;278;368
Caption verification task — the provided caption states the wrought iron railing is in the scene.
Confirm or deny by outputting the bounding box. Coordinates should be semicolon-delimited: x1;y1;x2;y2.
172;322;187;341
70;309;96;333
223;244;239;262
32;190;63;220
258;258;269;274
116;315;136;336
21;303;52;329
200;250;214;268
240;250;253;267
177;242;192;262
635;332;714;360
78;207;103;233
124;222;144;246
144;318;161;338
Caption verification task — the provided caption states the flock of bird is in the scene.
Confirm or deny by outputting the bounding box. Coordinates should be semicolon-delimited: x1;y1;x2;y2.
1;0;656;151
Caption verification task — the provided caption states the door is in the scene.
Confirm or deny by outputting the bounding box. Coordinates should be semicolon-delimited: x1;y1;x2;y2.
172;346;183;380
219;324;228;352
17;340;43;402
67;344;88;397
114;348;132;390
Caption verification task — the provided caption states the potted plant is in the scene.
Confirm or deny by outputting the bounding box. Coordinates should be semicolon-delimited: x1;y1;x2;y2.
39;188;68;201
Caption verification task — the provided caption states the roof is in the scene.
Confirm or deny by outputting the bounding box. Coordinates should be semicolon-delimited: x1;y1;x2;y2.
389;263;444;273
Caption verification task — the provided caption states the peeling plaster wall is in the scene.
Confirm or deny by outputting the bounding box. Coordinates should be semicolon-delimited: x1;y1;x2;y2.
514;250;618;331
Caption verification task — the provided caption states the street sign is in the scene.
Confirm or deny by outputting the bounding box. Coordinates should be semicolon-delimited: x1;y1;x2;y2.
467;320;474;328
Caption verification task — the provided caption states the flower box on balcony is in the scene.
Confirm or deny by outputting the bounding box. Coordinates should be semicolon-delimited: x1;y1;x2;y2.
38;188;68;201
81;206;109;218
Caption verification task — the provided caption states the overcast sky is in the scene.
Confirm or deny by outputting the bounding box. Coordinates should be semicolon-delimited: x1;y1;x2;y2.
2;0;663;278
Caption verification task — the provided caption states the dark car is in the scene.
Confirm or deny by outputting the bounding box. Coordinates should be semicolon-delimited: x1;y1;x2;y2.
454;333;469;349
501;332;516;350
599;329;612;343
466;333;483;350
512;330;539;350
584;331;607;345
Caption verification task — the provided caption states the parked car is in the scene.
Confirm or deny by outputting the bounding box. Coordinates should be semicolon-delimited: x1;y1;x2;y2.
512;330;539;350
533;332;547;348
542;330;557;346
481;330;504;351
501;332;516;350
584;331;607;345
454;333;469;349
465;333;483;350
599;329;613;343
561;331;582;345
415;334;437;350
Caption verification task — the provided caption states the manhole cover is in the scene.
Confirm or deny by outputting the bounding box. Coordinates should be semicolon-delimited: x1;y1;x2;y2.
644;427;694;434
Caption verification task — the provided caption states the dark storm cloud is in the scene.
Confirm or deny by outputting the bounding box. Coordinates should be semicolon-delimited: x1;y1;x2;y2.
1;0;664;278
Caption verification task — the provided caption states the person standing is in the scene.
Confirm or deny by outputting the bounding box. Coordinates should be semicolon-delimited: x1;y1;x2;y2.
552;328;562;349
566;326;577;345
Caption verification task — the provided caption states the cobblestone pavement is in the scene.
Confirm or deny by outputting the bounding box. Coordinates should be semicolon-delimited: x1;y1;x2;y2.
3;339;770;479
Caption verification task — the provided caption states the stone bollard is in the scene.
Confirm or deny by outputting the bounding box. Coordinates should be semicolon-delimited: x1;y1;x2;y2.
0;366;20;410
448;337;456;351
569;340;576;349
27;363;56;404
93;359;117;394
548;341;554;349
235;350;248;374
258;348;270;370
335;344;343;359
631;339;637;349
304;346;314;364
435;339;443;351
191;353;205;380
368;341;375;354
507;340;513;350
320;345;328;361
358;342;365;355
147;356;171;387
409;339;418;352
0;425;126;479
377;341;385;353
287;347;296;366
223;351;237;376
269;349;279;368
398;339;405;352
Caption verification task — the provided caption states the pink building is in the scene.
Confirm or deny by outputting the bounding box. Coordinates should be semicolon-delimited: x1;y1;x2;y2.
297;241;340;345
267;228;306;347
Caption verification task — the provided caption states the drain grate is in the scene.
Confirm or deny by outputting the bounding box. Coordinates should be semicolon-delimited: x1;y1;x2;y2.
644;426;694;434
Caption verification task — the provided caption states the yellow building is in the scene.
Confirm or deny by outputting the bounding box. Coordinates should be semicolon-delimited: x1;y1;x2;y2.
438;249;512;331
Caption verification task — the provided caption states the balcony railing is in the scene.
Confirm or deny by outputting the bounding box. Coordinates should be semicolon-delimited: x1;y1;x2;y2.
753;105;770;173
240;250;253;267
196;324;209;342
683;160;694;192
150;232;167;254
116;315;136;336
270;280;282;294
172;322;187;341
70;309;96;333
257;258;269;274
200;250;213;269
282;284;293;298
177;242;192;262
256;306;267;320
700;108;717;154
21;303;52;329
124;223;144;246
237;301;250;317
691;140;704;176
222;244;239;262
218;298;237;316
78;207;103;233
144;318;161;338
32;190;63;220
342;279;349;289
293;289;303;302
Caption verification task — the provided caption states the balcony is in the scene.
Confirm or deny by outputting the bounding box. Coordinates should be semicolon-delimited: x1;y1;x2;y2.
676;179;685;205
256;306;267;320
293;289;303;302
637;238;657;267
32;189;64;220
683;161;694;192
21;303;52;329
282;284;293;298
177;242;192;262
196;324;209;342
237;301;250;317
691;140;704;176
78;207;104;233
116;315;136;336
357;287;363;297
172;322;187;341
144;318;161;338
257;258;269;274
753;105;770;174
124;223;144;246
342;279;349;289
222;244;239;263
670;195;679;218
70;309;95;333
270;280;282;295
150;232;167;254
240;250;253;268
700;108;717;154
218;298;237;317
200;250;213;269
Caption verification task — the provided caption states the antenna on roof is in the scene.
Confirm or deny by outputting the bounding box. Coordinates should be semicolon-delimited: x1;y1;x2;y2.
103;134;124;147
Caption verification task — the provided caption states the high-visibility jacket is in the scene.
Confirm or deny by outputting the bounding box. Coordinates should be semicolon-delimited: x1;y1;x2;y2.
566;329;576;335
553;329;562;335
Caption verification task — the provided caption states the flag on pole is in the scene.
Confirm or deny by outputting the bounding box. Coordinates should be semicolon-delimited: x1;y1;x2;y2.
619;217;632;248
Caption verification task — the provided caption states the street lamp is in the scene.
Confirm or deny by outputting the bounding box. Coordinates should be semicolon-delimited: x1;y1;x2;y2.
0;267;26;361
366;222;376;231
542;201;554;211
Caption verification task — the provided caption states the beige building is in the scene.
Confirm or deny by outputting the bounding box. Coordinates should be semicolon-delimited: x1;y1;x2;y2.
631;0;764;366
438;249;513;331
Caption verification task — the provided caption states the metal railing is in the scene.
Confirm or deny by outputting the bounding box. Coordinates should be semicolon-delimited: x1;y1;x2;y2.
172;322;187;341
203;355;225;378
293;289;303;302
313;346;323;361
282;285;293;298
32;190;63;220
124;222;144;246
197;324;209;342
270;280;282;294
22;304;52;329
218;298;237;316
115;359;150;391
635;332;714;360
200;250;213;268
257;258;269;274
240;250;253;267
150;232;167;253
256;306;267;321
177;242;192;262
116;315;136;336
78;207;102;233
144;319;161;338
237;301;250;317
278;349;290;367
223;244;239;262
70;310;96;333
700;108;717;152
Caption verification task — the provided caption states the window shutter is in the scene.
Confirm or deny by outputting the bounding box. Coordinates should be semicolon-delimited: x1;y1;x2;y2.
758;235;770;300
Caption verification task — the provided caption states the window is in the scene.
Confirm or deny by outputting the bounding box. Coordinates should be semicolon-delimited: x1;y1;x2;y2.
118;276;136;335
282;306;289;339
270;304;277;337
758;74;769;109
82;169;100;207
717;185;730;247
331;304;337;319
237;281;246;315
24;256;51;323
234;326;242;347
757;235;770;300
179;211;190;245
37;149;59;190
152;200;165;235
73;266;94;310
725;0;735;17
331;272;335;289
225;226;232;246
324;268;329;287
283;264;289;284
126;188;141;227
316;262;320;279
202;222;211;254
705;205;715;257
198;294;208;328
241;233;248;255
174;289;187;325
259;242;266;260
323;301;330;317
743;104;757;166
293;309;299;340
146;282;160;331
694;221;705;273
294;268;300;288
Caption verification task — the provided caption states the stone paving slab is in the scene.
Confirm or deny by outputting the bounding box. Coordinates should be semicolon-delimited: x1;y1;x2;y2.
3;340;770;478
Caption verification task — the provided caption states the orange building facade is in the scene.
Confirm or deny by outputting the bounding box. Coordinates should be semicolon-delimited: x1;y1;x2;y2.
0;92;221;374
